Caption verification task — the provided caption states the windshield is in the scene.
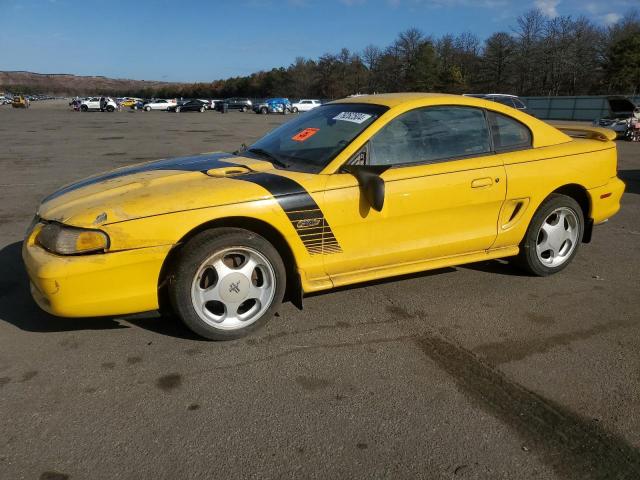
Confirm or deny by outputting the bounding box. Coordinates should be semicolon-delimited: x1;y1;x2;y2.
247;103;387;173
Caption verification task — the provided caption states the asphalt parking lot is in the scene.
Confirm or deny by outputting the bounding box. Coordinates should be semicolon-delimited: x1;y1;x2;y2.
1;100;639;480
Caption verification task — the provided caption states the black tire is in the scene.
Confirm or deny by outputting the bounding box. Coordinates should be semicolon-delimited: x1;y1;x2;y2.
168;228;286;340
106;105;114;112
260;107;268;115
80;105;88;112
176;107;181;113
200;106;205;113
144;106;151;112
292;107;298;113
241;106;247;112
515;193;584;276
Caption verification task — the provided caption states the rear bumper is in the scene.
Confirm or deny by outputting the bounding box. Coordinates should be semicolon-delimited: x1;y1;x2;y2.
23;239;172;318
588;177;625;225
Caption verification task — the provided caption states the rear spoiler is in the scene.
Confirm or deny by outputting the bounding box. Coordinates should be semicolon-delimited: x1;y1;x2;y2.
550;123;617;142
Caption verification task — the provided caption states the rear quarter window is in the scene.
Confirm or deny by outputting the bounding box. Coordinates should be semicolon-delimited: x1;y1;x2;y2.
488;111;532;151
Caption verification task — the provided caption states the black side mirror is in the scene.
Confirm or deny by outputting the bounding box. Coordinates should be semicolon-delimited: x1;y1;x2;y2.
343;164;391;212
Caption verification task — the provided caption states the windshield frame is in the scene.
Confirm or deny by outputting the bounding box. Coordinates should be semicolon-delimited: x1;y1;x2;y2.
244;102;389;174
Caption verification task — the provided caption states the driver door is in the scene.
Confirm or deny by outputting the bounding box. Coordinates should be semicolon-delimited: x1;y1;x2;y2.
321;106;507;283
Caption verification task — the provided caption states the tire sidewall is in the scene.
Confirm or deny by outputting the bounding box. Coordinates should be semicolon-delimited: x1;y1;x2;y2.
520;194;584;276
169;228;287;340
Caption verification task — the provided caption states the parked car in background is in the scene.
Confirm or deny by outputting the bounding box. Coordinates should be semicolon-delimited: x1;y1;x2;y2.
197;99;218;110
220;98;252;112
168;99;208;113
464;94;527;111
593;96;639;139
120;98;141;108
142;99;177;111
132;99;148;110
291;99;321;113
80;97;117;112
12;95;30;108
253;98;292;114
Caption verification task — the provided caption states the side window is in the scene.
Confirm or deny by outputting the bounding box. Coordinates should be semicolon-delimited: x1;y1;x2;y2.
488;111;532;151
368;107;491;166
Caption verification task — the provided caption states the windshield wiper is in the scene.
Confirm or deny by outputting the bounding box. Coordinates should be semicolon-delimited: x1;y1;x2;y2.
246;148;289;169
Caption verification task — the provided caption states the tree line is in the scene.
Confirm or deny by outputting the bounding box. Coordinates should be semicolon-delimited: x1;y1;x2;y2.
7;8;640;99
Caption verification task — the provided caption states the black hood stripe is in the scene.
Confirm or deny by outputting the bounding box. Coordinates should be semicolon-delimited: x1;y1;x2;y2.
42;152;236;203
43;153;341;256
237;172;342;256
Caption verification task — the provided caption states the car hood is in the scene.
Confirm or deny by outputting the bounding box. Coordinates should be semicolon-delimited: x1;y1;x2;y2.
37;152;288;227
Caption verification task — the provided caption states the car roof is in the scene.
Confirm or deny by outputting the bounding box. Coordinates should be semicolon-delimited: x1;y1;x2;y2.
332;92;459;107
329;92;570;148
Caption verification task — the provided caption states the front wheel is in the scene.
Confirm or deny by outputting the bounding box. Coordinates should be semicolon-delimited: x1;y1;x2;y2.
106;105;114;112
260;107;268;115
144;106;151;111
200;106;205;113
516;194;584;276
292;107;298;113
169;228;286;340
80;105;88;112
241;106;247;112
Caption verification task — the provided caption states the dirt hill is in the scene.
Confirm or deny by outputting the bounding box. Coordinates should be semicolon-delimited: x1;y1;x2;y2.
0;71;181;96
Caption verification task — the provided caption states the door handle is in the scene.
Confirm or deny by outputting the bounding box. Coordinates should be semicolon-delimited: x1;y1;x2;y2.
471;177;493;188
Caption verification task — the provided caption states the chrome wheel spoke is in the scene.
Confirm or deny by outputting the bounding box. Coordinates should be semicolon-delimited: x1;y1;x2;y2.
211;258;234;279
238;255;259;279
200;286;223;303
247;282;267;302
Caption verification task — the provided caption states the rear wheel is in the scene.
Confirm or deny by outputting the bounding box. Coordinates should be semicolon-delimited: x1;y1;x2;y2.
176;106;181;113
241;106;247;112
169;228;286;340
200;106;205;113
106;105;114;112
516;194;584;276
292;106;298;113
260;106;268;115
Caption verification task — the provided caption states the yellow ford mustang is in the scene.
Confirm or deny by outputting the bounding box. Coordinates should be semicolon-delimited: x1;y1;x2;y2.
23;93;625;340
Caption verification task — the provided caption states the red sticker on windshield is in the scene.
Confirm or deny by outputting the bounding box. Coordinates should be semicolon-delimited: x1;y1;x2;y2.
292;128;319;142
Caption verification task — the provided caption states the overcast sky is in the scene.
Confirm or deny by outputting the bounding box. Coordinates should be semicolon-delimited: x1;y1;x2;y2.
0;0;636;82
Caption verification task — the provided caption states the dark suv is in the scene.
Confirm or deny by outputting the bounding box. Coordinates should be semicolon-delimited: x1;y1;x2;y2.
219;98;252;112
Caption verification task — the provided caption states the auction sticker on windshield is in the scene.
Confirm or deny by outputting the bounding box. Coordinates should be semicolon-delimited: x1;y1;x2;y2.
333;112;372;124
292;127;320;142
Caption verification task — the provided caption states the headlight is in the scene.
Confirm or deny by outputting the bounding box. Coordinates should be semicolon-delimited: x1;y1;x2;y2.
37;223;110;255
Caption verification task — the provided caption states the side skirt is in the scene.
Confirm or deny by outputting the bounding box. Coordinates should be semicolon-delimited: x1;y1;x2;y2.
300;246;520;294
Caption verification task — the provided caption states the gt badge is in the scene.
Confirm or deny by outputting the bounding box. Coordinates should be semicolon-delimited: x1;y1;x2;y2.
296;218;321;229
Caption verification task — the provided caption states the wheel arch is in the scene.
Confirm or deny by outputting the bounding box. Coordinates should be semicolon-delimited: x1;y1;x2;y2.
551;183;592;243
157;216;302;313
